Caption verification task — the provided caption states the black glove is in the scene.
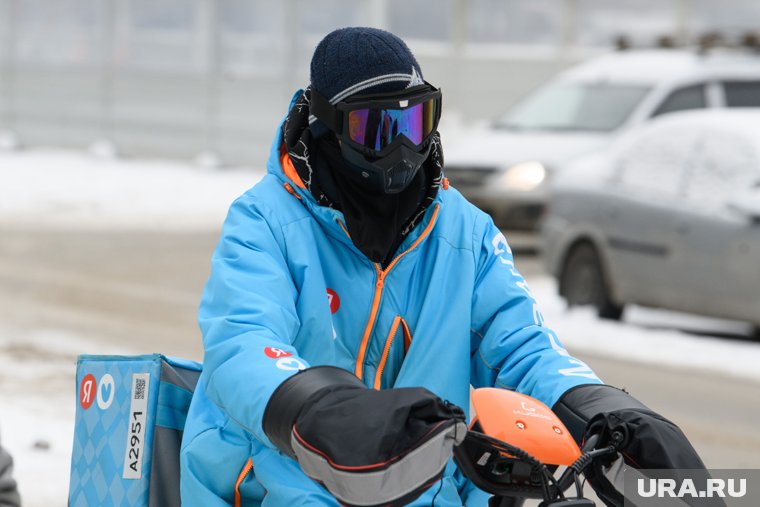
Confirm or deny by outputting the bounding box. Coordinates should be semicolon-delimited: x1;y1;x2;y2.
263;366;467;507
554;384;714;507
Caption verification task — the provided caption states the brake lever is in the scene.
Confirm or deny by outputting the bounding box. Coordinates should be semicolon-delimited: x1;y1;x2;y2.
581;434;600;453
555;430;624;493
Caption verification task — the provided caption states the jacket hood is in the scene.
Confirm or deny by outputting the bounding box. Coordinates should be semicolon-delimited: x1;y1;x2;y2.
264;91;343;222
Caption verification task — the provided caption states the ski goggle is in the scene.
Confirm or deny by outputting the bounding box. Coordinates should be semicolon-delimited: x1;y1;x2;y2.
310;83;442;156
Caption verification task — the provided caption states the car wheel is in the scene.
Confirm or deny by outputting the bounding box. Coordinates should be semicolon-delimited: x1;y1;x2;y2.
559;243;624;320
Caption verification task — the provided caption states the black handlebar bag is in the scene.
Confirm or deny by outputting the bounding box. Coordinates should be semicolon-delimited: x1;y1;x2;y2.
68;354;201;507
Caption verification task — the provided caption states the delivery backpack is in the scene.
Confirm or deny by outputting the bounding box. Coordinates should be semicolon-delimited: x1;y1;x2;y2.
68;354;201;507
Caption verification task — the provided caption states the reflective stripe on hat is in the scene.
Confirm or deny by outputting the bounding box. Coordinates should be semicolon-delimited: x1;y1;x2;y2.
308;72;418;125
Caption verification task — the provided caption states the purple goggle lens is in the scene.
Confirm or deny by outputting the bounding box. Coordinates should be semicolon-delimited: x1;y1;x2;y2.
347;98;437;152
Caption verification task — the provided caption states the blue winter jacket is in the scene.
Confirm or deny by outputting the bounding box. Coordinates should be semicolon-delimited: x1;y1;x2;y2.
180;92;601;507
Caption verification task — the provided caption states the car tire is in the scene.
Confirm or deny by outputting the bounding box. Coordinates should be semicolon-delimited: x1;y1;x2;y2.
559;243;624;320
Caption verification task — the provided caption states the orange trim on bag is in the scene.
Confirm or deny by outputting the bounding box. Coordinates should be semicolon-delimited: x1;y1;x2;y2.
280;151;306;189
234;458;254;507
283;182;302;200
442;177;449;190
400;318;412;354
374;316;402;390
354;204;440;380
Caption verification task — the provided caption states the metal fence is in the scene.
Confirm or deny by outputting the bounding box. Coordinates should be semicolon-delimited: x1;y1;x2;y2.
0;0;758;166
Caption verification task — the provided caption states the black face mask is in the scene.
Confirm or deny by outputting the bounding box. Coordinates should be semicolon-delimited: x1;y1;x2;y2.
314;135;428;263
339;140;431;194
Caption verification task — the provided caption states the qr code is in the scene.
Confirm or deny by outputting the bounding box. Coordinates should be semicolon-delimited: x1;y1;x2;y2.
135;378;146;400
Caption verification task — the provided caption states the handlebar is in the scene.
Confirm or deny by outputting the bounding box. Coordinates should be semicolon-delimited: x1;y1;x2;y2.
455;428;625;506
460;389;629;507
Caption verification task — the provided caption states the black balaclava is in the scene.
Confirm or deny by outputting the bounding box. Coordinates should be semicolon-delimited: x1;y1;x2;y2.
280;27;443;266
316;131;429;264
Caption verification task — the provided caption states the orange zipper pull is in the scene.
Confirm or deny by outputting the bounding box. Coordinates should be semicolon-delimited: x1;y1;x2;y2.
283;182;302;200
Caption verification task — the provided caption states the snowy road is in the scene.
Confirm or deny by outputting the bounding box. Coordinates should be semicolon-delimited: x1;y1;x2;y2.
1;149;759;506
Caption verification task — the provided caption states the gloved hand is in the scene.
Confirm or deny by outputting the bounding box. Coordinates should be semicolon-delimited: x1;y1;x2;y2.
553;384;711;507
263;366;467;507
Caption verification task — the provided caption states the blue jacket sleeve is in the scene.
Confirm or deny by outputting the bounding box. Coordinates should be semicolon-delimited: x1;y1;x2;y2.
198;194;309;448
470;214;602;408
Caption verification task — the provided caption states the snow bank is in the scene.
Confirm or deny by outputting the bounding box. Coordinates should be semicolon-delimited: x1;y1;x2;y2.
531;277;760;383
0;149;265;230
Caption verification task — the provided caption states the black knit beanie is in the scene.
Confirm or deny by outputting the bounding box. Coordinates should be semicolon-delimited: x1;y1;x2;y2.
310;27;424;104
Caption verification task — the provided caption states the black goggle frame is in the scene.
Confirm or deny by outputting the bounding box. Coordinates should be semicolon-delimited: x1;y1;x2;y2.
310;82;442;158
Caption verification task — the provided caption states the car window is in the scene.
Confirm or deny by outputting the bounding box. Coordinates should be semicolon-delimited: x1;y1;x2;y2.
651;84;706;117
614;125;700;197
723;81;760;107
494;83;651;132
684;131;759;210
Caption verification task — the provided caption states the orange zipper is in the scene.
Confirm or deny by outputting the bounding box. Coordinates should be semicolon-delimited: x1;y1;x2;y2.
374;316;402;390
234;458;254;507
355;264;385;380
283;182;302;199
352;204;440;380
337;220;351;238
400;318;412;354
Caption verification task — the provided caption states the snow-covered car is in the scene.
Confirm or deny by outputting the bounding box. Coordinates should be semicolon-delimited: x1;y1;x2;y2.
541;109;760;332
444;49;760;231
